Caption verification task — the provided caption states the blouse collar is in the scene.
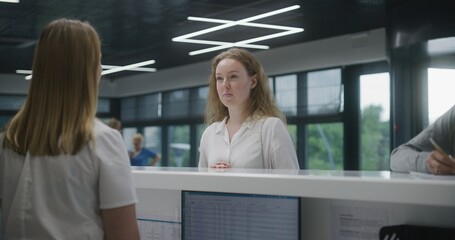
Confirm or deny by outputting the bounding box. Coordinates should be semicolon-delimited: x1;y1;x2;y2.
215;113;262;134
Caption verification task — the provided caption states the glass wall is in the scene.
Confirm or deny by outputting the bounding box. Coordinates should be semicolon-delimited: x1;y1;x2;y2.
428;68;455;125
0;61;382;170
0;115;13;129
97;98;111;114
360;73;390;170
275;75;297;116
168;125;191;167
287;124;297;149
0;61;391;170
144;126;162;166
122;127;137;151
306;123;344;170
191;87;208;117
305;69;342;115
267;68;344;170
162;90;190;118
196;124;207;161
0;95;26;110
0;94;26;129
121;93;161;121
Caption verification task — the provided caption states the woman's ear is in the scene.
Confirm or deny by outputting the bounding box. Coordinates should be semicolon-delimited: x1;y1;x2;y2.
250;74;258;89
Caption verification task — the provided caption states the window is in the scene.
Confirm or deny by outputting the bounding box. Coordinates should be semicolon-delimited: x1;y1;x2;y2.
0;115;12;129
97;98;110;114
306;123;343;170
137;93;161;120
121;97;136;122
190;87;208;117
168;125;191;167
304;69;342;115
360;73;390;171
122;127;137;151
0;95;26;111
291;69;344;170
114;62;386;171
428;68;455;125
268;77;274;94
144;126;162;166
120;93;161;122
162;90;190;118
275;75;297;116
287;124;297;149
196;124;207;162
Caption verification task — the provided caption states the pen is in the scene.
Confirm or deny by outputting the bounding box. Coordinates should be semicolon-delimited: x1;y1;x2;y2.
429;137;451;159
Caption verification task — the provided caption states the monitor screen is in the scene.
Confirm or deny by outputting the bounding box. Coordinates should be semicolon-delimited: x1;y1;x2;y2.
182;191;300;240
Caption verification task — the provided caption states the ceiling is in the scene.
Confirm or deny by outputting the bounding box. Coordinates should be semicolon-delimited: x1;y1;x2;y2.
0;0;386;79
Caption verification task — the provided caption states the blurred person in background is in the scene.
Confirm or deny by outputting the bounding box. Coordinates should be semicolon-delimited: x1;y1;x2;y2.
129;133;160;166
108;117;122;131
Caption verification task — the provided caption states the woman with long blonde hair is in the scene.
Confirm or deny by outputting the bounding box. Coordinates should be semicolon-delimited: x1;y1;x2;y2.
0;18;139;239
199;48;299;169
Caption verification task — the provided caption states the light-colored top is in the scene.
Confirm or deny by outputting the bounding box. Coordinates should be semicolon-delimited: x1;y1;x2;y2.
390;105;455;173
198;116;299;169
0;119;137;239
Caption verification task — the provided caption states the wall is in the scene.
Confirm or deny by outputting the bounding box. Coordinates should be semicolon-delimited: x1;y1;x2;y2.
0;28;386;98
0;74;30;95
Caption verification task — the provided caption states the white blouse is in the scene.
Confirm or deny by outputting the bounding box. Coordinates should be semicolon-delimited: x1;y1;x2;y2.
199;116;299;169
0;119;137;239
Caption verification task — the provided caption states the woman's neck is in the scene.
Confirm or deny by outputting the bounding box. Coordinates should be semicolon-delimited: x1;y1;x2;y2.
226;109;248;142
227;109;247;126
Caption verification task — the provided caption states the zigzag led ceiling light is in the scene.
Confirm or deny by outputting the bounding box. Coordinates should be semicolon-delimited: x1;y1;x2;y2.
172;5;304;56
18;60;156;80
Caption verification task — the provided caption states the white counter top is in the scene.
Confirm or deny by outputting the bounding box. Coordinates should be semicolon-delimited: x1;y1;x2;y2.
132;167;455;207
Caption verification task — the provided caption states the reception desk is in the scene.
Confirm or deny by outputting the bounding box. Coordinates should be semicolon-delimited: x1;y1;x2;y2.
132;167;455;239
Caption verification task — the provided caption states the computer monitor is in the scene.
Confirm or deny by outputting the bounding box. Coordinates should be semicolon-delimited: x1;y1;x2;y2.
182;191;300;240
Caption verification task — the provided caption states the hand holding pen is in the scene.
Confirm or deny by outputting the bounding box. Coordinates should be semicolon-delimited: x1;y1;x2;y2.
427;137;455;175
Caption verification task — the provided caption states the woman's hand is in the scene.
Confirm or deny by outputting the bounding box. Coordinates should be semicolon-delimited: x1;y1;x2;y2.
427;150;455;175
210;161;231;169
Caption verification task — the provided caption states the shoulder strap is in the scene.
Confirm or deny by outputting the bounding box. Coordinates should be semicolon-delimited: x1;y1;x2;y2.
260;118;272;169
260;118;264;168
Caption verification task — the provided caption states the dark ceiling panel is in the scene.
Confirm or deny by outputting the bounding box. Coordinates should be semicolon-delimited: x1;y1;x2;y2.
0;0;386;79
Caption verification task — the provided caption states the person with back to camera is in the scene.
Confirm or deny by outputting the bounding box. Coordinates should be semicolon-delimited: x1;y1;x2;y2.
129;133;161;166
0;18;140;239
390;105;455;175
198;47;300;169
108;117;122;131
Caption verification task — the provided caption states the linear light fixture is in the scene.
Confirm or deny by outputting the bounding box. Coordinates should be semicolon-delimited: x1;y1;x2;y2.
19;61;157;80
0;0;19;3
16;69;33;80
101;60;155;75
102;65;156;72
172;5;303;56
16;69;32;74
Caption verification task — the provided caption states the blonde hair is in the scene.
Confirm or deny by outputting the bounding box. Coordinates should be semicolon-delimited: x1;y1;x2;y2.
205;48;285;125
3;18;101;156
132;133;144;142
